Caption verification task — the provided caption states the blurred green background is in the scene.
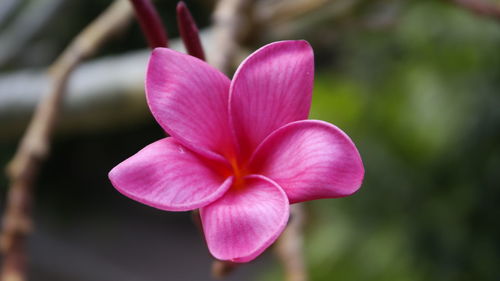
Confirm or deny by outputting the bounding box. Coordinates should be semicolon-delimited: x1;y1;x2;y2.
0;0;499;280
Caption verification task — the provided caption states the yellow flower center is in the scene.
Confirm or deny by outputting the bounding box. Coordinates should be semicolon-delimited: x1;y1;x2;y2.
229;157;248;189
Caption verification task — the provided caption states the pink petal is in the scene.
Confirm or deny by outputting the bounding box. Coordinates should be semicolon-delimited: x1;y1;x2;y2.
109;138;232;211
229;40;314;160
200;175;289;262
146;48;234;161
249;120;364;203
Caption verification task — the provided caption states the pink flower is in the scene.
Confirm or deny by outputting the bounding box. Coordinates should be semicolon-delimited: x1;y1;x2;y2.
109;41;364;262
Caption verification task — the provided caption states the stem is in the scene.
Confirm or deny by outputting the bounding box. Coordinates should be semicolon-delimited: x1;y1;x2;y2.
209;0;256;277
129;0;168;48
0;1;133;280
212;260;237;280
177;1;205;60
275;204;309;281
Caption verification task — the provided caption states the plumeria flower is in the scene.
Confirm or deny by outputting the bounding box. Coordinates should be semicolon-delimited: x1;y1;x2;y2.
109;40;364;262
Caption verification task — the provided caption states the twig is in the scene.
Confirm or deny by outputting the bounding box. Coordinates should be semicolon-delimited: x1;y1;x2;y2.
211;0;255;74
0;1;133;280
275;204;308;281
260;0;361;41
450;0;500;20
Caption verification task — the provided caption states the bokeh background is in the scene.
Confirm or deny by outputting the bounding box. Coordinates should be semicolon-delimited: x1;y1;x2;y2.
1;0;499;280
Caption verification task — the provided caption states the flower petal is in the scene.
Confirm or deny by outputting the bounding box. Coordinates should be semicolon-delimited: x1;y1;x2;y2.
146;48;234;161
229;40;314;160
109;138;232;211
249;120;364;203
200;175;289;262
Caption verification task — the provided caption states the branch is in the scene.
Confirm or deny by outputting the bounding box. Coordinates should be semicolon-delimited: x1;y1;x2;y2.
0;1;133;280
0;29;219;142
275;204;308;281
210;0;256;74
450;0;500;20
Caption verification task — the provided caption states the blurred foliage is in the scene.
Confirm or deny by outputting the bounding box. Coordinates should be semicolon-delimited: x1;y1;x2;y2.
262;1;500;281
